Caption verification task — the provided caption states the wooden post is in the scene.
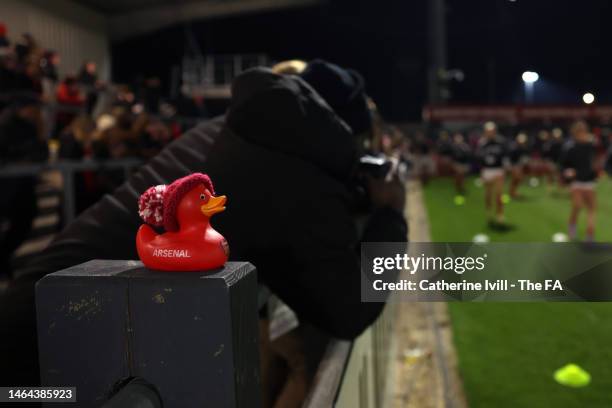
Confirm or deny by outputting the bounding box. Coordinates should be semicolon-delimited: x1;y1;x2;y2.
36;260;260;408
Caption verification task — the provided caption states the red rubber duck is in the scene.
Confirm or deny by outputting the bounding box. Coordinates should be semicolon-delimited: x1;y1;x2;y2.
136;173;229;271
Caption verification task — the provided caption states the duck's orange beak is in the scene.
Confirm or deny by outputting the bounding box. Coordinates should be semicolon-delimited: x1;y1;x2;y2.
201;195;226;217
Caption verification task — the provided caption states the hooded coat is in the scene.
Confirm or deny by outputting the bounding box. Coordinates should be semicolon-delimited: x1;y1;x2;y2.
3;68;407;384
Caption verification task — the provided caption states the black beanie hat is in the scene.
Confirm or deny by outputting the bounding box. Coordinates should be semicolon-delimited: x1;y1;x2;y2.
299;59;372;135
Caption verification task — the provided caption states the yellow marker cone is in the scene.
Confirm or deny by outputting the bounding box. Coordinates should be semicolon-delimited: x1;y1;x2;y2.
454;195;465;206
553;363;591;388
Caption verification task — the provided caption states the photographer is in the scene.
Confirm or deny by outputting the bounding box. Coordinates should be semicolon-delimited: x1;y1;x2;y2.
267;60;406;407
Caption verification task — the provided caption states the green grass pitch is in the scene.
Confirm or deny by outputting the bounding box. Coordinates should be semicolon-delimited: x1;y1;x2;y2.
423;176;612;408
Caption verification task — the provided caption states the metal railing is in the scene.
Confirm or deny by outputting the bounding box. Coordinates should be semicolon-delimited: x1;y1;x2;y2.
0;158;143;224
304;302;398;408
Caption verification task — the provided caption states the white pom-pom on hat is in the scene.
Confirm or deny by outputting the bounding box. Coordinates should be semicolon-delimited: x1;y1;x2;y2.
138;184;166;227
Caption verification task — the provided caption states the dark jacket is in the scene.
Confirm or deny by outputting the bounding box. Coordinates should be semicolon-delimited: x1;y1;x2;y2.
561;140;597;182
6;69;406;380
478;135;508;168
606;146;612;176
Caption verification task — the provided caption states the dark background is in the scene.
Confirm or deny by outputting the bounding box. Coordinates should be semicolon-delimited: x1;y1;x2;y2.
112;0;612;121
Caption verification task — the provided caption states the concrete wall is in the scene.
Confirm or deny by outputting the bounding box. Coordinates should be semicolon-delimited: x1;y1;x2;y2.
0;0;111;80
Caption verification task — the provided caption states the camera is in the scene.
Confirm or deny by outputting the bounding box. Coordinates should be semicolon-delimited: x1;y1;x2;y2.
358;155;393;180
351;155;394;213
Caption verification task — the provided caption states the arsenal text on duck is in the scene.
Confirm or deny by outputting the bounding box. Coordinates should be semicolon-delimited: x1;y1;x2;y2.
152;249;192;258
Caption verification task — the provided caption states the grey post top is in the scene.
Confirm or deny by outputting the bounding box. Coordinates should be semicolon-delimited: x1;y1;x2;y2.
36;260;261;408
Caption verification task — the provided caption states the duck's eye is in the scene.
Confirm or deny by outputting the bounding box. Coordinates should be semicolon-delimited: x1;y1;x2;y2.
199;194;206;200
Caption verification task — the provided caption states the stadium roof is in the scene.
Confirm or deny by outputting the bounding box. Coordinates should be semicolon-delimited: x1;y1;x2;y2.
73;0;320;40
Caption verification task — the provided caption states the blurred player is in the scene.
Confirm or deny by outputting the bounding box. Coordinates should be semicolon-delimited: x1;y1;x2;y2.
537;130;556;190
508;132;529;198
605;142;612;177
561;121;598;241
451;132;471;195
549;127;565;188
478;122;508;224
412;131;435;185
437;130;454;176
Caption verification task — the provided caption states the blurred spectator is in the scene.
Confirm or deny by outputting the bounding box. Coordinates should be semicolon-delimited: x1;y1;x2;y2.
77;61;100;114
56;75;83;106
39;50;60;102
38;51;61;136
0;52;41;99
0;96;46;163
23;60;42;95
0;97;48;279
77;61;97;87
14;33;36;68
58;115;115;212
40;50;59;83
140;77;162;114
140;119;172;158
173;89;207;118
0;22;9;53
94;108;147;159
55;75;84;134
0;30;45;101
113;84;135;109
58;114;95;160
0;52;18;108
0;28;219;151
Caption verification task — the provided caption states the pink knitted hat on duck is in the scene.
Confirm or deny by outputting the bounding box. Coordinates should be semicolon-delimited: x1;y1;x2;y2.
138;173;215;231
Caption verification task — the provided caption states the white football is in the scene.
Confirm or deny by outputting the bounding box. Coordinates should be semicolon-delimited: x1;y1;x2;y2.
552;232;569;242
473;233;490;244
